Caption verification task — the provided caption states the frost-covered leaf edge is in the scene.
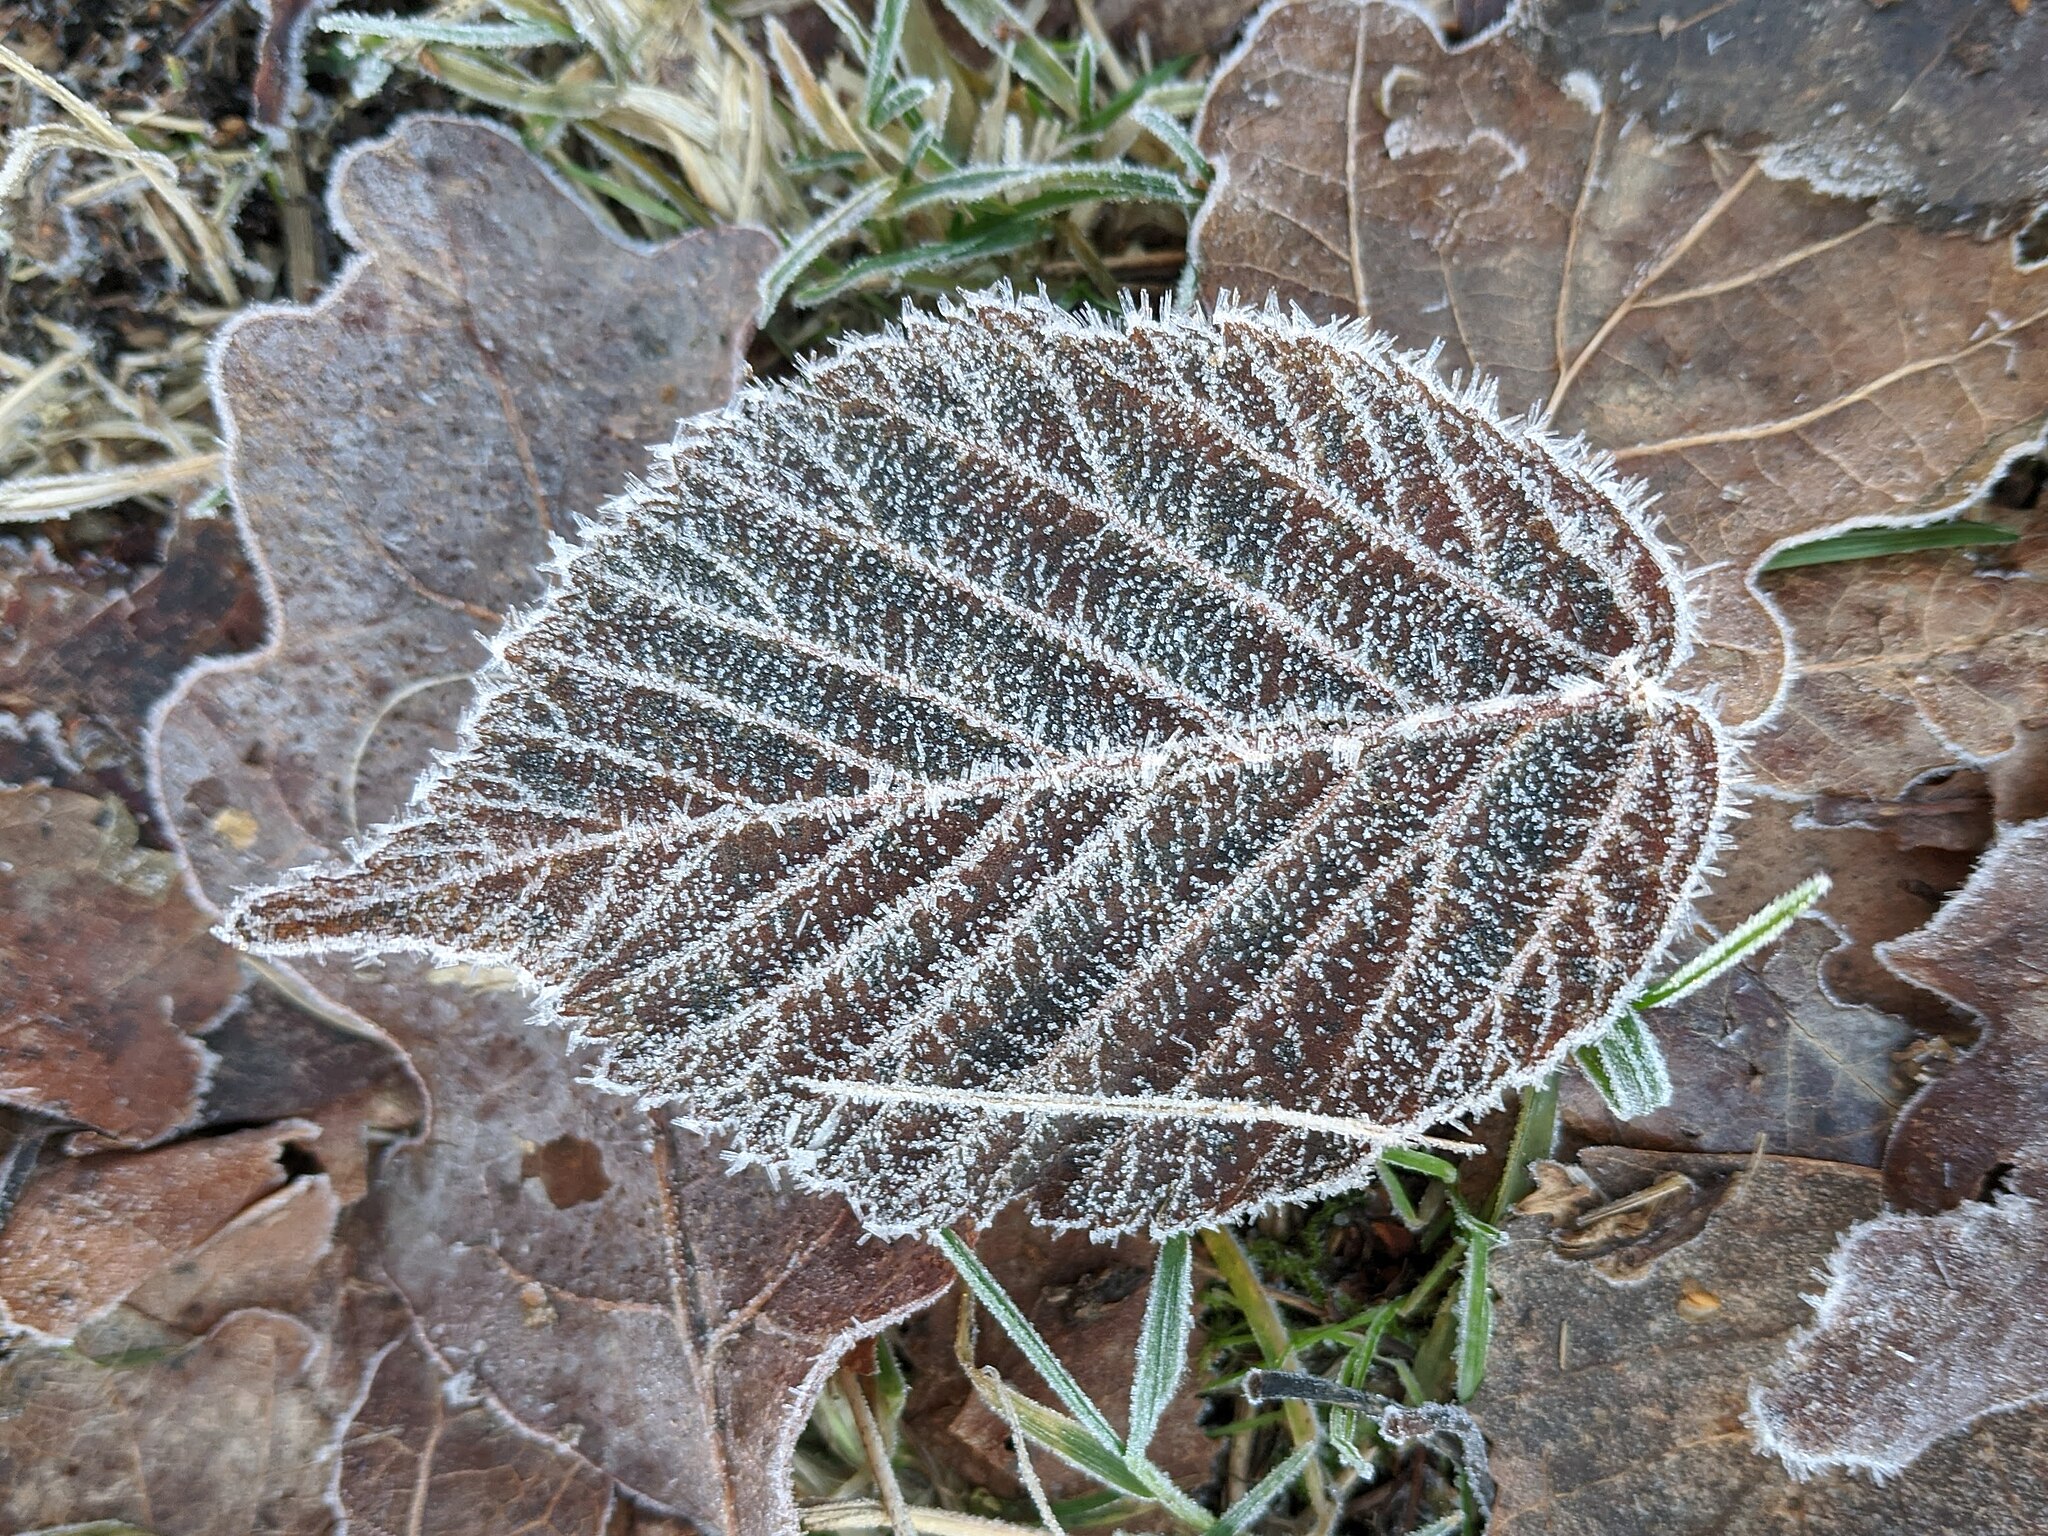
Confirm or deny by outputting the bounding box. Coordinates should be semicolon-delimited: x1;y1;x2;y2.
218;284;1745;1239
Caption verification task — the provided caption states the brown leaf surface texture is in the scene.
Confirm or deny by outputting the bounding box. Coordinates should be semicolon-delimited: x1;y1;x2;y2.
1880;816;2048;1210
1512;0;2048;229
147;115;948;1532
226;287;1733;1237
1475;1149;2048;1534
1736;821;2048;1477
0;1119;313;1338
1194;0;2048;789
0;785;241;1144
0;1309;341;1536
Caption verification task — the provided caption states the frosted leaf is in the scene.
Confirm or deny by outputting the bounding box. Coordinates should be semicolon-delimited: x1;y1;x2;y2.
225;290;1732;1236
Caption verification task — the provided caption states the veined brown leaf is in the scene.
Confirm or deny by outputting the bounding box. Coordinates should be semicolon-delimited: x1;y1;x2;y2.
225;291;1733;1236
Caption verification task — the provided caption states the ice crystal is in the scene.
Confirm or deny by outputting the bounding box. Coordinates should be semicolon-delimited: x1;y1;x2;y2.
226;290;1732;1236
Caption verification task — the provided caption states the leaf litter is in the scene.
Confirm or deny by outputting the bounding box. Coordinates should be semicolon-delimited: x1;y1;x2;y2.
145;115;951;1534
4;0;2048;1526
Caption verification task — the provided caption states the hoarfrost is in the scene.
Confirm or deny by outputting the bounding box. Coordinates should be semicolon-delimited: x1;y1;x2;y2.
225;290;1732;1237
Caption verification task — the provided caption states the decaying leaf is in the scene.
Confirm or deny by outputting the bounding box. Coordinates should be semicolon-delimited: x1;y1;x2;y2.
152;114;775;904
0;1119;315;1338
0;1309;342;1536
1193;0;2048;775
1751;1190;2048;1480
1748;822;2048;1474
339;1328;619;1536
1559;916;1912;1166
300;958;952;1530
1879;817;2048;1211
0;519;260;811
147;114;950;1531
0;786;241;1144
227;288;1733;1237
1511;0;2048;230
1750;524;2048;803
1475;1149;2048;1533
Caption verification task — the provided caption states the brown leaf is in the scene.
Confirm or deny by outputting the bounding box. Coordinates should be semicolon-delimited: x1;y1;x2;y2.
0;785;241;1144
1511;0;2048;228
0;1119;314;1338
1880;817;2048;1210
121;1175;342;1338
898;1205;1215;1501
304;957;953;1530
1560;917;1912;1166
153;115;776;905
1474;1148;2048;1533
147;116;946;1530
0;1309;341;1536
225;290;1732;1237
340;1328;619;1536
1;519;262;815
1751;1190;2048;1478
1750;526;2048;803
1193;0;2048;759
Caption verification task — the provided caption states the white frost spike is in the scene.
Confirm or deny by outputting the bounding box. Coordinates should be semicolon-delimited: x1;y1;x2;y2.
224;288;1734;1238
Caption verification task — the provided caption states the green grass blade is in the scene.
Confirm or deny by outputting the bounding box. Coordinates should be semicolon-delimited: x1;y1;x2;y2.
1376;1155;1424;1229
937;1230;1124;1453
1378;1146;1459;1184
791;220;1041;305
865;0;912;125
1763;520;2018;571
1125;1233;1192;1458
1574;1011;1672;1120
995;1386;1152;1499
1452;1212;1503;1401
1635;873;1830;1010
1203;1440;1317;1536
1485;1077;1560;1225
319;13;572;45
935;0;1079;115
894;161;1193;213
1128;104;1210;183
758;179;897;319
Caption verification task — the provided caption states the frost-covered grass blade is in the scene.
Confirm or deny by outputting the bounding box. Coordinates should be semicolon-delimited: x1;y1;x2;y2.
1126;1234;1193;1459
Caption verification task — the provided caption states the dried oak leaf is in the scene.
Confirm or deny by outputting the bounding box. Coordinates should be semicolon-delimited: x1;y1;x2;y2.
1193;0;2048;779
148;115;950;1530
1511;0;2048;231
153;114;776;902
0;786;241;1144
228;288;1733;1236
1558;916;1911;1167
0;1119;316;1338
1474;1149;2048;1534
1751;1189;2048;1480
1879;817;2048;1211
0;1309;341;1536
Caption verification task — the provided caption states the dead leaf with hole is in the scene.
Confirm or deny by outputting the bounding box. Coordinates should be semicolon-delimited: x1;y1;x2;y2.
225;285;1735;1237
0;1309;343;1536
147;115;952;1532
0;786;242;1145
0;1119;316;1339
1474;1149;2048;1534
1559;916;1912;1166
1511;0;2048;230
1193;0;2048;785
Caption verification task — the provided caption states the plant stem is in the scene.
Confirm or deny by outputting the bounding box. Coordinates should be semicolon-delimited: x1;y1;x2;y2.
1200;1228;1331;1520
